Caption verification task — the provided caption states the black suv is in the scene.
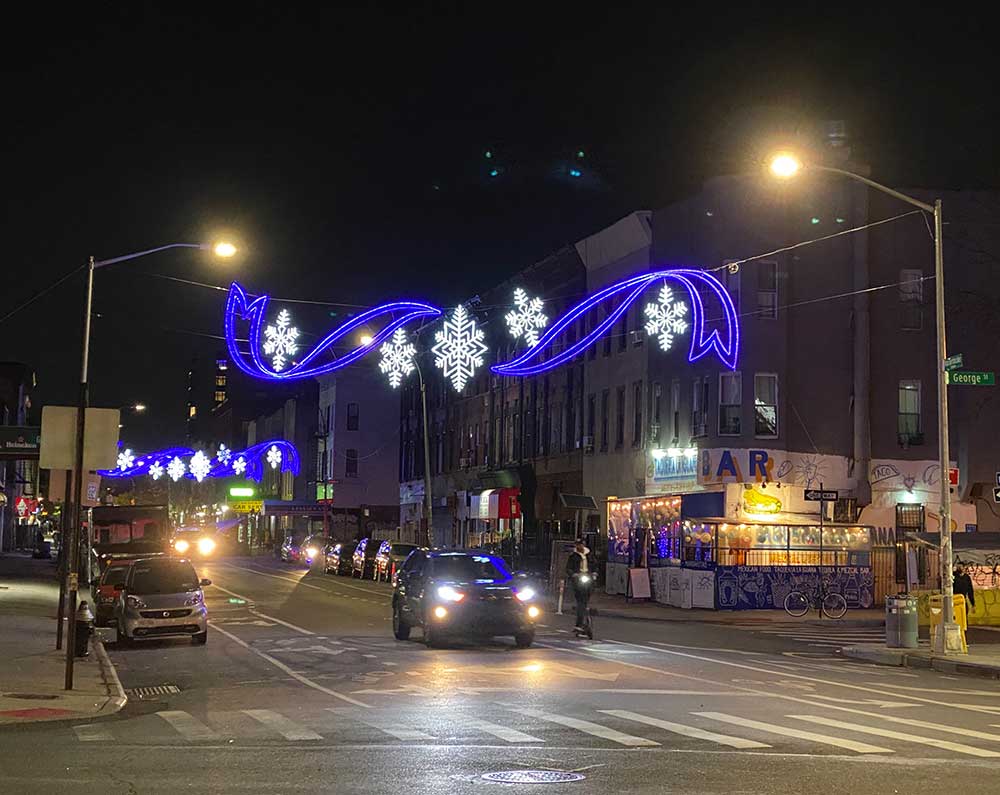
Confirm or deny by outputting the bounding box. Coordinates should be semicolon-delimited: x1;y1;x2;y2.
392;549;541;648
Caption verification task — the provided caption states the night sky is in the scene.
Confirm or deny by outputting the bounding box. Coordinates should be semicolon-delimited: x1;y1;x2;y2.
3;4;996;448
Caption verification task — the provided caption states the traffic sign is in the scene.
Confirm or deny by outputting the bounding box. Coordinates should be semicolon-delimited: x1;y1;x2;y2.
994;486;1000;505
995;472;1000;488
946;371;995;386
943;354;964;371
804;489;839;502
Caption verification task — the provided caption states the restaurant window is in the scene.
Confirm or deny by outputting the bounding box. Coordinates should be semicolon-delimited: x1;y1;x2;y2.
345;449;358;478
347;402;359;431
754;373;778;437
757;260;777;319
899;268;923;331
898;379;922;445
719;371;741;435
632;381;643;447
600;390;610;451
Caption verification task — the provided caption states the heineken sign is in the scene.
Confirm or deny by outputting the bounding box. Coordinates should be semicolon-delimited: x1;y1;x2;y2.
0;426;41;459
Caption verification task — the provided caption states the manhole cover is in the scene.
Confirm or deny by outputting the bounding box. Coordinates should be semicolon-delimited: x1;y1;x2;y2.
482;771;586;784
3;693;59;700
124;685;181;699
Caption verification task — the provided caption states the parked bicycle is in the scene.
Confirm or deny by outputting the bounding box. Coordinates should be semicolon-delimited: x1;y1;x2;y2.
783;583;848;619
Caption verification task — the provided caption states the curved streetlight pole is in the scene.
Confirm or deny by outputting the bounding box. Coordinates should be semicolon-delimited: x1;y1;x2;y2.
412;357;434;548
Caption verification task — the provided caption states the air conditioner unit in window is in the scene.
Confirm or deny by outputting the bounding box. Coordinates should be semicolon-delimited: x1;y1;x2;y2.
582;435;594;453
630;329;645;345
649;423;660;440
459;457;470;469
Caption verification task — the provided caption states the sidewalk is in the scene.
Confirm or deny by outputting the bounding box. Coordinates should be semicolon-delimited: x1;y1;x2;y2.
842;627;1000;679
0;553;126;725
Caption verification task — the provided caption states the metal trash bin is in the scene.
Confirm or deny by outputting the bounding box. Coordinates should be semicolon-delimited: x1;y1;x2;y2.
886;595;918;648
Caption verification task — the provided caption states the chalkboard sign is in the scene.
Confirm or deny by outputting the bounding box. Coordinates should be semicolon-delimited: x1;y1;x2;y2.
627;567;651;601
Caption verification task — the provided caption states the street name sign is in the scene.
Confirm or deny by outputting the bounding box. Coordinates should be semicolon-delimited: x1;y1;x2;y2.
994;487;1000;505
946;371;995;386
804;489;839;501
943;353;964;371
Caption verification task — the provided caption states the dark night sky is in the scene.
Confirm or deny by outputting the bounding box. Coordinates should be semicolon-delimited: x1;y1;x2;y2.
2;3;996;448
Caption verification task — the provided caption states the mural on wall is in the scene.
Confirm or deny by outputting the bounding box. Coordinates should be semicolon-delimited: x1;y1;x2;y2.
699;448;852;490
868;459;955;510
714;565;874;610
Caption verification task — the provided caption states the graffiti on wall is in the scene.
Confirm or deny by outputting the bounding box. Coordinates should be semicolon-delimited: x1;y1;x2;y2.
714;565;874;610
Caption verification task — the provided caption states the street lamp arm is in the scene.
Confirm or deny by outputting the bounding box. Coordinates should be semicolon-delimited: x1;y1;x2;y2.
93;242;206;269
811;165;935;214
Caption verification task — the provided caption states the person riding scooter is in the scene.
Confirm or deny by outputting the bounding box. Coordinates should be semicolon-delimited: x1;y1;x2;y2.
566;538;594;638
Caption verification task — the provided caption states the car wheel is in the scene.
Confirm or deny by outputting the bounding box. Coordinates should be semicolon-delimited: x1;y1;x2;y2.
514;631;535;649
192;631;208;646
116;623;131;648
424;623;444;649
392;602;411;641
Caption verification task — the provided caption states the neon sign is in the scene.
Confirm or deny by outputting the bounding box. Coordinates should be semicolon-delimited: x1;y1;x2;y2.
97;439;300;483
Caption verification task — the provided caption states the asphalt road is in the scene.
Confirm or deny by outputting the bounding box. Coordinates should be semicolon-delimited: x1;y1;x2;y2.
4;555;1000;794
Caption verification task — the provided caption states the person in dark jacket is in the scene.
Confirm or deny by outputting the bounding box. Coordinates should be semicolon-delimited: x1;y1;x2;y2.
566;539;593;634
954;564;976;612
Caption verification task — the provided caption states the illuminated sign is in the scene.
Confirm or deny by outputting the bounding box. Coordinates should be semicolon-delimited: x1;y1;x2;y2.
229;486;256;498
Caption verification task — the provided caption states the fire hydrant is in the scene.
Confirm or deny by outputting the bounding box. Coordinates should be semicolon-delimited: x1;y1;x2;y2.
75;601;95;658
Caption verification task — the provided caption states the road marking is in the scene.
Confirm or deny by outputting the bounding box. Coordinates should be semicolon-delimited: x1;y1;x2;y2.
222;562;392;600
874;683;1000;697
504;706;659;747
328;707;434;740
270;645;349;656
460;718;545;743
693;712;890;754
73;724;113;742
441;662;619;682
383;662;398;666
862;714;1000;743
242;709;323;741
210;618;276;627
647;642;764;656
805;695;917;709
156;710;219;740
600;710;770;749
788;715;1000;758
210;623;370;708
208;583;315;635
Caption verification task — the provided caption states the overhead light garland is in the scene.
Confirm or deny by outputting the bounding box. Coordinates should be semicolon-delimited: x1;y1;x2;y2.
505;288;547;348
432;304;489;392
98;440;301;483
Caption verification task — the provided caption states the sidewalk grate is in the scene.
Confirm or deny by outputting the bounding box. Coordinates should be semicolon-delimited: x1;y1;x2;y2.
482;771;585;784
125;685;181;699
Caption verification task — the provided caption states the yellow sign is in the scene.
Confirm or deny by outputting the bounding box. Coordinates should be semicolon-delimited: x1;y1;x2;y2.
742;485;782;515
229;499;264;514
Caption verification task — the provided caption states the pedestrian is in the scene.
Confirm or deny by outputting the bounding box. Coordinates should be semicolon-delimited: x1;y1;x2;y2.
954;564;976;614
566;538;594;636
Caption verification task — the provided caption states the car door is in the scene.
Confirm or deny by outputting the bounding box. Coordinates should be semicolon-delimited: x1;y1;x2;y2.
404;551;428;620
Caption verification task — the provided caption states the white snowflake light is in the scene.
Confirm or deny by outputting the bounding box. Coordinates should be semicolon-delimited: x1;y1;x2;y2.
644;284;689;352
166;456;186;482
378;328;416;388
117;448;135;471
266;445;282;470
432;305;489;392
505;288;548;347
262;308;299;372
189;450;212;483
232;456;247;475
216;444;232;465
149;462;165;481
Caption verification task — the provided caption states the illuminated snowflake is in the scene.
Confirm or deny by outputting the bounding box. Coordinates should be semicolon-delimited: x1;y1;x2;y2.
232;456;247;476
378;328;416;388
216;444;232;465
189;450;212;483
149;462;164;481
266;445;282;469
262;308;299;372
505;288;547;347
166;456;186;482
644;284;689;351
432;304;488;392
117;448;135;471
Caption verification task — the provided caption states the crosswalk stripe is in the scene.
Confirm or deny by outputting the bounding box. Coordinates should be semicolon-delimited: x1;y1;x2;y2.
863;714;1000;743
156;710;219;740
242;709;322;741
599;710;769;749
327;707;434;741
73;724;113;742
788;715;1000;758
459;718;545;743
693;712;891;754
505;706;659;747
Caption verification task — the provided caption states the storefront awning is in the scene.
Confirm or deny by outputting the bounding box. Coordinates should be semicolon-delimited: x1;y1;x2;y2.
476;488;521;520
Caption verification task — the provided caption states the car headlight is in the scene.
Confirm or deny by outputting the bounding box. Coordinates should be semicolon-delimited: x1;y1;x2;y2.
305;546;318;559
527;605;541;619
515;587;536;602
197;537;216;555
436;586;465;602
433;605;449;619
184;593;203;606
126;595;146;609
174;539;190;553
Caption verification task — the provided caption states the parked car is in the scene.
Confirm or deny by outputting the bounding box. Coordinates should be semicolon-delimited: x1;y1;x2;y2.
374;541;419;583
301;534;333;567
323;541;353;575
391;549;541;648
279;535;304;564
92;558;137;626
351;538;379;579
113;557;211;646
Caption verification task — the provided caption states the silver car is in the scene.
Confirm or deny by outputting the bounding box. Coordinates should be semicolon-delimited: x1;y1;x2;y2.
114;557;211;646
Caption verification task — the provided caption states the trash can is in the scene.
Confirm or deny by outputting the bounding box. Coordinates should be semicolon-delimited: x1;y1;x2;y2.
898;596;918;649
886;596;903;647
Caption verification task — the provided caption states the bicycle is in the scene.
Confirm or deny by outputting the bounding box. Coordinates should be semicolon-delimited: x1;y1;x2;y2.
783;584;847;619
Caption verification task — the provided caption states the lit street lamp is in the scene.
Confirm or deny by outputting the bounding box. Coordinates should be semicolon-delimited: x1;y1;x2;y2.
769;152;961;654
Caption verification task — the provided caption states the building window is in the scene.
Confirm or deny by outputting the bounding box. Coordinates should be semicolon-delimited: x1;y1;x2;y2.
691;379;707;438
671;380;680;442
632;381;643;447
898;379;922;445
754;373;778;437
600;390;609;451
618;313;628;352
603;307;612;357
650;382;662;445
587;312;597;360
347;402;359;431
345;449;358;477
216;359;227;371
899;268;923;331
586;394;595;448
615;386;625;448
215;375;227;387
757;261;777;319
719;371;742;435
188;405;197;418
214;391;226;404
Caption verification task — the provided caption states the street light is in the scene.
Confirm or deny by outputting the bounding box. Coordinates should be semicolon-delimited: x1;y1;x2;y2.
768;152;961;654
64;240;237;688
133;403;147;413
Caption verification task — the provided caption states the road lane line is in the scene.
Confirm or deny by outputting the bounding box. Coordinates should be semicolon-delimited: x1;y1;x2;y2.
600;710;770;749
788;715;1000;758
647;642;765;655
327;707;434;740
156;711;219;740
210;623;370;708
73;724;113;742
460;718;545;743
208;583;316;635
693;712;891;754
242;709;323;741
222;562;392;599
504;706;659;747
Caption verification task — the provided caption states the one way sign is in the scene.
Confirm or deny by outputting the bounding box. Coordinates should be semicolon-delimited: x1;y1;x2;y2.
994;486;1000;505
804;489;839;502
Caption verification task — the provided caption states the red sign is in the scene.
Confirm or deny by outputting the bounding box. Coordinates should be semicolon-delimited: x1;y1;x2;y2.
949;467;960;486
14;497;38;518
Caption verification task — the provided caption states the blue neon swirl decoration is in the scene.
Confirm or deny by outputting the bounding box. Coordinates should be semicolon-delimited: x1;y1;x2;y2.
225;281;441;380
491;268;740;376
97;440;300;483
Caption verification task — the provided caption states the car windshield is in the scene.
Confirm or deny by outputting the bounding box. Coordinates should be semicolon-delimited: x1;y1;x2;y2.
391;544;417;556
431;554;509;582
102;566;130;586
130;562;200;594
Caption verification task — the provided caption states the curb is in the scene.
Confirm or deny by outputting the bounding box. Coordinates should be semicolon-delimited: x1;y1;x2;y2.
577;607;884;629
842;643;1000;680
93;637;128;716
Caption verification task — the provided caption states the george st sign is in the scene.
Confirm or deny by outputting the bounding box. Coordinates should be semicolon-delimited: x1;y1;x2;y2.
946;370;995;386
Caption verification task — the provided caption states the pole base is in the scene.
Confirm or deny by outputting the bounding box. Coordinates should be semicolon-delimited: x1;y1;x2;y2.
931;622;966;655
